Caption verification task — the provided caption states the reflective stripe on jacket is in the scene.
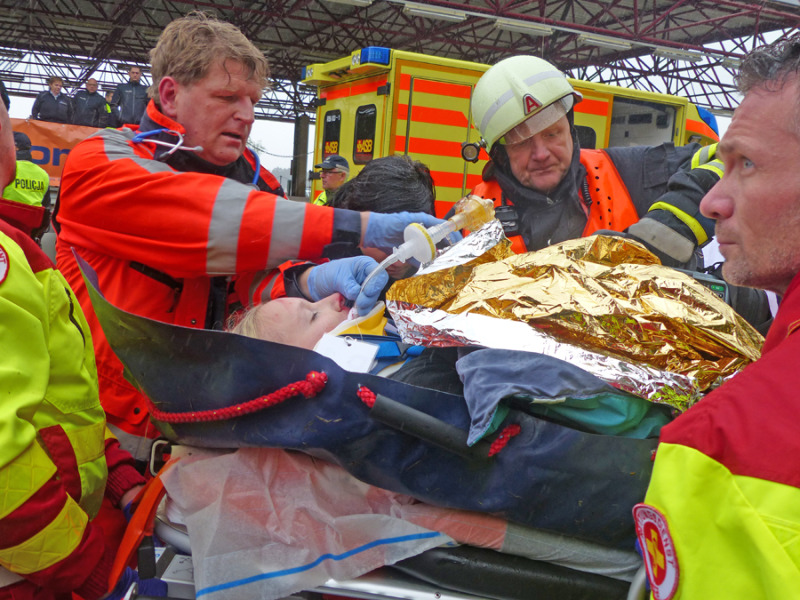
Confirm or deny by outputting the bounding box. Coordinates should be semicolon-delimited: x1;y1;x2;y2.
472;149;639;253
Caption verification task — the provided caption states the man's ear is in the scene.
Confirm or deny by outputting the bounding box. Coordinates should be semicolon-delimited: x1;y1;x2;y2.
158;77;180;118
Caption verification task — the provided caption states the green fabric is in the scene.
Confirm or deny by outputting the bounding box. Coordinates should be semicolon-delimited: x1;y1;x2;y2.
513;391;671;439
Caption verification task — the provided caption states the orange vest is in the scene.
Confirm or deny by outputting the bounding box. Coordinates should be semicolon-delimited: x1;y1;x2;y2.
472;149;640;253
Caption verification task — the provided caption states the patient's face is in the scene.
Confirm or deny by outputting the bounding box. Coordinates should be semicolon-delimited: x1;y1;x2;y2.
250;293;350;349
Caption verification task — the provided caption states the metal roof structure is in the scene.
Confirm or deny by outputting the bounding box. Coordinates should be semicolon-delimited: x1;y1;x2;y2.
2;0;800;124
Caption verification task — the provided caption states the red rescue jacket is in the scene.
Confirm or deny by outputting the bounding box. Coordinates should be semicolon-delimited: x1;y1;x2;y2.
55;102;343;458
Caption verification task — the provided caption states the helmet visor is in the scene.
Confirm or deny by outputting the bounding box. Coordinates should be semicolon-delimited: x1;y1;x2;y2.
500;97;572;146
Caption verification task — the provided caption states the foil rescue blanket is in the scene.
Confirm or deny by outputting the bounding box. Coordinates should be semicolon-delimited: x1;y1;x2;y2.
387;222;763;411
78;254;655;549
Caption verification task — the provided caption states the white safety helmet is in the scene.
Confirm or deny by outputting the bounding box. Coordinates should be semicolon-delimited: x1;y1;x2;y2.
472;55;582;152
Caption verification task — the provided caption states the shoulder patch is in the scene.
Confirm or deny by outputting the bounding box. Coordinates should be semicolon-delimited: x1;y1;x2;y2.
633;503;679;600
0;243;8;285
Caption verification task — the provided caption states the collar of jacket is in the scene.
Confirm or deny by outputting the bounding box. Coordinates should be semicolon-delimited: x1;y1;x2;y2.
484;126;586;211
138;100;261;186
763;269;800;352
0;197;46;238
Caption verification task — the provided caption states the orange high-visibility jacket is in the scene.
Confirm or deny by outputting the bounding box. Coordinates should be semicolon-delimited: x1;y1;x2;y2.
55;102;360;459
471;149;639;253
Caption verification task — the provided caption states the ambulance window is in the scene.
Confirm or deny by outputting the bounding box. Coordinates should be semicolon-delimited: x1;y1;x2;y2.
575;125;597;150
609;98;676;147
322;110;342;157
353;104;377;164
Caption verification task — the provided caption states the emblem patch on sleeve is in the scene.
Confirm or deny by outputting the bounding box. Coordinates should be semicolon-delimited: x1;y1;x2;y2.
633;503;679;600
0;244;8;285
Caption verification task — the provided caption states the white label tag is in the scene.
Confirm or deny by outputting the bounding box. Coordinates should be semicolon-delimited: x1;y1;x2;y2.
314;334;378;373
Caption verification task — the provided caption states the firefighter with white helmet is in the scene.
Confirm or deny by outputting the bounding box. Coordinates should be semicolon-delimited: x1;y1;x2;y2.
465;55;771;332
468;55;719;265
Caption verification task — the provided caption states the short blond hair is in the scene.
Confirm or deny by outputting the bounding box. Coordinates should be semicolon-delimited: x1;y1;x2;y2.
227;304;287;344
148;11;269;104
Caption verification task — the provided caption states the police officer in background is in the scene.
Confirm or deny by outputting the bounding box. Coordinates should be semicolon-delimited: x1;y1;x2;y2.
111;66;149;125
4;131;50;244
313;154;350;206
72;78;107;127
99;89;120;128
30;76;73;123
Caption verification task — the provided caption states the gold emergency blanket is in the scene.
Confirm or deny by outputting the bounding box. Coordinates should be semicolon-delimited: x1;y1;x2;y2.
386;221;763;411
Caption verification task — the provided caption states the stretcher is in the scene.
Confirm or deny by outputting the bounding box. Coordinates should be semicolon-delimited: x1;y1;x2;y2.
78;256;650;599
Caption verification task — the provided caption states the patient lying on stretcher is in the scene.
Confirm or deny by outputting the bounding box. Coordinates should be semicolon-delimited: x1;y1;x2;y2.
167;296;646;598
228;292;674;440
229;292;470;399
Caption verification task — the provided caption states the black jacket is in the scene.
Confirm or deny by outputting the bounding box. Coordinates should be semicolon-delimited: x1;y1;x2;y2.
111;81;148;126
484;132;710;253
72;90;106;127
30;90;72;123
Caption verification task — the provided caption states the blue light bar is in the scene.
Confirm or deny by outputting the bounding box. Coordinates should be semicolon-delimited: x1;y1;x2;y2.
359;47;391;66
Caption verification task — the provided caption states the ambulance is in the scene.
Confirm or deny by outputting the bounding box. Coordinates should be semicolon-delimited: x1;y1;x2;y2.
302;47;720;217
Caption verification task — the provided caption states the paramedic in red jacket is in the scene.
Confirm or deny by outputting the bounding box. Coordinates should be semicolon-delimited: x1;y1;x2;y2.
53;12;442;461
634;35;800;598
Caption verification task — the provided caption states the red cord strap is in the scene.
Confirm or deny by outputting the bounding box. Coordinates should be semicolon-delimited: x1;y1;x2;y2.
149;371;328;424
488;424;521;457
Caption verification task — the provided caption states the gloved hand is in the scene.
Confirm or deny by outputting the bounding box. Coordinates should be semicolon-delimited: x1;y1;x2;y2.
625;211;701;268
104;567;168;600
307;256;389;315
364;211;445;254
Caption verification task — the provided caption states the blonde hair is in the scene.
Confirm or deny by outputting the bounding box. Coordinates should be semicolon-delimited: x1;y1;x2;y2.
148;11;269;104
227;303;288;344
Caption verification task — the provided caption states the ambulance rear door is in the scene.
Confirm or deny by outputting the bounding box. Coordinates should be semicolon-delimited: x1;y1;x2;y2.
390;57;487;217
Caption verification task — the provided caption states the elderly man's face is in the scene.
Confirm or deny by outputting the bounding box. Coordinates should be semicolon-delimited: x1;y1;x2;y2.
504;115;573;195
700;74;800;297
129;68;142;83
86;79;98;92
160;58;261;166
320;169;347;192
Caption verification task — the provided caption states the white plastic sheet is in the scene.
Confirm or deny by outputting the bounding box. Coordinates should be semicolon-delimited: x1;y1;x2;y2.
161;447;642;599
161;447;453;600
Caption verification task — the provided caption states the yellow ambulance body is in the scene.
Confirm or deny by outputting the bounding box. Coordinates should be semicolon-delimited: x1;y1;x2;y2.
302;47;719;217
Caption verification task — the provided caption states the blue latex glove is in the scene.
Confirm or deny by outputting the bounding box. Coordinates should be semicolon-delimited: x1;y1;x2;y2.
106;567;168;600
363;211;445;254
307;256;389;315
